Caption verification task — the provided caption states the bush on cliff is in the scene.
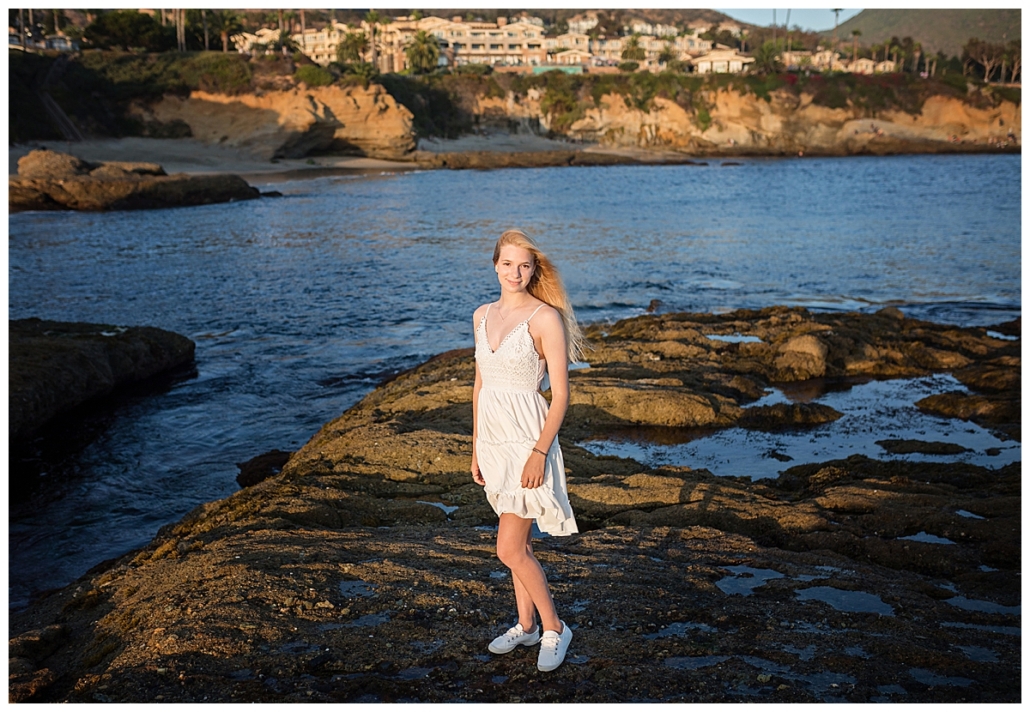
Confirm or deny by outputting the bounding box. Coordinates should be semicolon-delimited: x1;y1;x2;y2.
295;64;334;87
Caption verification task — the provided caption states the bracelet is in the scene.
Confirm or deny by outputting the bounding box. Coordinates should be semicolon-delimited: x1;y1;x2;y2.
532;447;547;457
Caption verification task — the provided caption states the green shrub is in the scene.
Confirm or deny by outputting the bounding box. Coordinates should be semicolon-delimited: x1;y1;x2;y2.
454;63;492;76
992;85;1021;106
618;61;639;72
179;52;251;94
295;64;334;87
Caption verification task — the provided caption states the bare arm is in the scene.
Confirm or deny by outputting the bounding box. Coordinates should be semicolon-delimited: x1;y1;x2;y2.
521;307;569;489
470;307;486;486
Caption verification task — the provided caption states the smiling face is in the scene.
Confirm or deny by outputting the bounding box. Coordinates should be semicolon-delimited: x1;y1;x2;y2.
494;244;536;295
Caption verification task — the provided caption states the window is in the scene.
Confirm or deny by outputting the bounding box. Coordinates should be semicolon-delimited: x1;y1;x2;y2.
528;43;540;49
452;42;464;49
508;44;520;50
471;43;483;49
490;43;501;49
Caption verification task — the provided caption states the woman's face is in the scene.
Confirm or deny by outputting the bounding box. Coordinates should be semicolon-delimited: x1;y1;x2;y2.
495;244;535;294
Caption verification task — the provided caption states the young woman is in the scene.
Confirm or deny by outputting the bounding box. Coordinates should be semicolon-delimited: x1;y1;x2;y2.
470;229;583;673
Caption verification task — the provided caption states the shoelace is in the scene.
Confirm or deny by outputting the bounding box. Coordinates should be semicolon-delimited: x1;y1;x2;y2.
504;627;524;642
540;635;559;650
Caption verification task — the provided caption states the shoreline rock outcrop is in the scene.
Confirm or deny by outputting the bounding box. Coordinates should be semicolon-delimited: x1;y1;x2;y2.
9;149;259;212
9;318;196;442
132;84;416;161
468;83;1020;157
9;307;1019;703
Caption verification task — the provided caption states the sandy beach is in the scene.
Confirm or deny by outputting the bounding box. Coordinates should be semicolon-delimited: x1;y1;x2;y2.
8;137;415;180
9;132;697;182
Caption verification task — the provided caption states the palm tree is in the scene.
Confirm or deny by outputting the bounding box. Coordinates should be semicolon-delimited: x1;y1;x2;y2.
738;29;748;53
208;10;241;53
831;8;842;52
405;29;439;73
337;31;368;63
851;29;861;64
621;33;645;61
658;41;677;65
365;10;381;71
752;41;781;74
912;42;922;75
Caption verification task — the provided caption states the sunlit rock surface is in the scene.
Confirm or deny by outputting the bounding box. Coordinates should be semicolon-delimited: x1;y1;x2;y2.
10;308;1019;703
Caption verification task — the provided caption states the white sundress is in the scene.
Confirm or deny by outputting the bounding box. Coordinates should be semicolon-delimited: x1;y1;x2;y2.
474;303;578;536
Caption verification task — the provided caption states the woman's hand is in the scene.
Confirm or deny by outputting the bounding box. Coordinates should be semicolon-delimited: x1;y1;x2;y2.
471;452;485;486
521;450;546;489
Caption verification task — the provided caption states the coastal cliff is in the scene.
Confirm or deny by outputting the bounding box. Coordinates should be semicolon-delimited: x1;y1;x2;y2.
9;307;1019;703
455;75;1020;156
127;77;1019;162
130;83;416;161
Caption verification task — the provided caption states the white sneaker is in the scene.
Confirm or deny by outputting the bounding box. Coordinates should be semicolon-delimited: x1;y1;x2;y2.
536;621;572;672
488;623;541;654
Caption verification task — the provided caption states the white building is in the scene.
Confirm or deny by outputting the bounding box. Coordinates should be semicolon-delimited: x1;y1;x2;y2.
690;48;754;74
567;12;598;34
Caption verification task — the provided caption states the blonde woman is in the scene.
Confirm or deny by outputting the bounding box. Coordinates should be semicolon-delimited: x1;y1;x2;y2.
471;229;583;672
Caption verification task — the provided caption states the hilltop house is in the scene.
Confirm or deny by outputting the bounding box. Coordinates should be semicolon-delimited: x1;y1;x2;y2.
690;48;754;74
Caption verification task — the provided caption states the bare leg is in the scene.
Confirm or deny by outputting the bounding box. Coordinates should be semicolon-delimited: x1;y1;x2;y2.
510;525;537;631
497;513;561;633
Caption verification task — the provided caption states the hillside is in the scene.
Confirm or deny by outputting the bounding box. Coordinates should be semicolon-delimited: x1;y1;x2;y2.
828;9;1021;57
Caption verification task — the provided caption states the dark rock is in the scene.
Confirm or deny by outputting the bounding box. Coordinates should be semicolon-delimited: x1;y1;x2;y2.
237;449;294;487
10;149;258;212
9;318;196;441
987;317;1020;337
876;306;905;320
17;149;94;178
413;149;698;171
9;624;67;662
261;190;284;197
740;402;843;430
10;173;259;212
876;439;971;455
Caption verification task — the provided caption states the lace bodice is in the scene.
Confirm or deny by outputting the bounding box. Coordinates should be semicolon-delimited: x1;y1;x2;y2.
475;305;546;393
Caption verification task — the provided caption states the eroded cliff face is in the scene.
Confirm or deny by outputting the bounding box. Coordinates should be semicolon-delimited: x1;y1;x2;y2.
132;83;416;161
473;87;1020;156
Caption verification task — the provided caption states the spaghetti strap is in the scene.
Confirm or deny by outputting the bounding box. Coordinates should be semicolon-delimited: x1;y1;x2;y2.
526;304;546;322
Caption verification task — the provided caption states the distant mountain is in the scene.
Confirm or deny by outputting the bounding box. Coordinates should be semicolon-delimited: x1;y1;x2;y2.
826;9;1020;58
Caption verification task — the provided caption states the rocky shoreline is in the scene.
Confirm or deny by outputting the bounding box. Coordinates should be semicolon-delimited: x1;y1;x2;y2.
9;318;196;444
8;149;261;213
9;307;1020;702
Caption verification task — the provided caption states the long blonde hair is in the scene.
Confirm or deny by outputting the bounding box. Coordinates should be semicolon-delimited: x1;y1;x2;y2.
493;229;585;363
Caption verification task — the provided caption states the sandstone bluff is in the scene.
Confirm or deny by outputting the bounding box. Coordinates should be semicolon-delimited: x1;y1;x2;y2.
124;78;1019;164
9;307;1019;703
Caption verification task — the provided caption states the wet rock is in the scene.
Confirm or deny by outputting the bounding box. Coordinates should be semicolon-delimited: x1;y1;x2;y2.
916;393;1020;441
9;318;196;442
10;149;258;212
237;449;293;488
774;334;828;379
739;402;843;430
8;307;1020;703
876;439;970;455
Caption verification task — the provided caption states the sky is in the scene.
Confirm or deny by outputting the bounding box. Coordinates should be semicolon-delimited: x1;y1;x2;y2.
718;9;863;32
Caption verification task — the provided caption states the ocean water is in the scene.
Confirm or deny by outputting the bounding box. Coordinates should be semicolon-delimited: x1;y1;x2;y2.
7;154;1020;608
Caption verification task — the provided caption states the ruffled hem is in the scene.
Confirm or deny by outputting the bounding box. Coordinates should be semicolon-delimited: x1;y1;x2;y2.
485;487;579;536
